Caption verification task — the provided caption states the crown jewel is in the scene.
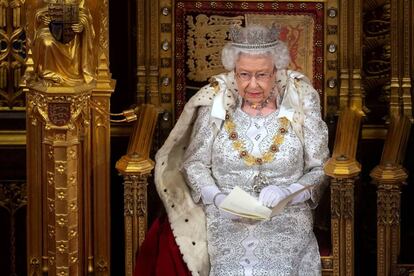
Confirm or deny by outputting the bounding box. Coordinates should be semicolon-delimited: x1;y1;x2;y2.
229;24;280;49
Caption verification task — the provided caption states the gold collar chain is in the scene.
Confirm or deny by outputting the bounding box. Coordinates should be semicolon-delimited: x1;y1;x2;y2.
223;114;289;166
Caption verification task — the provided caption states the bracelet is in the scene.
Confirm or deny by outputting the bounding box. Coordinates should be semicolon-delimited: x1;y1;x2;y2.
213;192;226;208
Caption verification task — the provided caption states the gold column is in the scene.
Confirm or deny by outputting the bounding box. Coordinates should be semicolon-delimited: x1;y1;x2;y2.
116;104;159;276
339;0;364;114
389;0;413;118
401;0;412;119
91;0;114;273
117;159;153;276
372;169;405;276
26;85;92;276
338;0;350;110
329;176;357;276
25;0;114;274
90;53;114;275
370;116;411;276
325;110;362;276
137;0;161;106
350;0;363;112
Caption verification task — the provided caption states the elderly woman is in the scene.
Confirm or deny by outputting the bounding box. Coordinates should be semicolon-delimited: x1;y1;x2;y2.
148;24;329;276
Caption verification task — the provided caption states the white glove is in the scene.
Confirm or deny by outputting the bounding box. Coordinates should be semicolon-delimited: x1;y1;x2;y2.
287;183;311;205
259;184;311;207
201;186;239;220
200;185;221;205
259;185;290;207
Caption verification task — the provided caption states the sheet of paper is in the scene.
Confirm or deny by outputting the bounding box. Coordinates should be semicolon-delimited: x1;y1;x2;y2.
219;186;271;220
219;185;315;220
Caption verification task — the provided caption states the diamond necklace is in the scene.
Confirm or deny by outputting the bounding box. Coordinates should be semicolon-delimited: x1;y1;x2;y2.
243;97;270;116
243;94;276;116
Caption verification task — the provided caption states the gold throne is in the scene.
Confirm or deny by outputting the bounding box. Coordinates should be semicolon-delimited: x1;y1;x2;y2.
117;0;413;275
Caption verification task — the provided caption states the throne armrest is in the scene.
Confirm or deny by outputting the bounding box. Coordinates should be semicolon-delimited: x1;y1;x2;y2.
115;104;160;276
322;109;362;276
324;109;362;177
370;115;411;276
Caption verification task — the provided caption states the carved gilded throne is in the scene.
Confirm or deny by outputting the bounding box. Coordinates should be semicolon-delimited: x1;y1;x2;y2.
119;0;414;275
119;0;341;275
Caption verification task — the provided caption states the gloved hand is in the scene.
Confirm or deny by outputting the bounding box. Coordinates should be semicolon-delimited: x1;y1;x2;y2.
259;184;311;207
200;186;239;219
287;183;311;205
200;185;221;205
259;185;290;207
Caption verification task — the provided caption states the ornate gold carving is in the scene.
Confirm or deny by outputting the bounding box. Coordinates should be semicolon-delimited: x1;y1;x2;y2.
27;89;91;128
186;14;243;81
339;0;368;113
90;93;112;276
26;0;97;86
330;178;356;276
363;2;392;124
116;103;159;276
377;186;401;226
56;161;67;175
25;1;113;275
371;164;407;276
401;0;413;118
30;257;41;275
0;0;26;109
98;0;110;53
325;109;361;276
96;258;108;272
122;172;151;276
386;0;413;118
375;183;402;276
124;174;150;217
49;225;56;238
90;97;109;128
370;115;410;276
57;241;68;253
26;87;88;276
321;256;333;270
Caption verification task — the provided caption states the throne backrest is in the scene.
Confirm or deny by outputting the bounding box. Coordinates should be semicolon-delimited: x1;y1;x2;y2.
172;2;334;119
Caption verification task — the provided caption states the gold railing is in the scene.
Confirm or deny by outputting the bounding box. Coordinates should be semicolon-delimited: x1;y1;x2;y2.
370;115;412;276
115;104;160;276
324;109;363;276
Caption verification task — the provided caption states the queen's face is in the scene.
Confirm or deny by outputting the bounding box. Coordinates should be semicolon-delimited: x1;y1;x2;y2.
234;53;276;105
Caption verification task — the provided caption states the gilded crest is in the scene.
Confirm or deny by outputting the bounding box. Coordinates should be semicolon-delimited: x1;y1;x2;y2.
48;102;71;126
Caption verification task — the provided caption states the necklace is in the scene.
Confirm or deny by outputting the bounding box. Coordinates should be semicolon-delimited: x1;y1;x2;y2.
243;97;271;116
224;114;289;192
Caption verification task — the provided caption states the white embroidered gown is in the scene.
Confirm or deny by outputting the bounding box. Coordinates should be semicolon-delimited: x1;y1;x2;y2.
182;82;329;276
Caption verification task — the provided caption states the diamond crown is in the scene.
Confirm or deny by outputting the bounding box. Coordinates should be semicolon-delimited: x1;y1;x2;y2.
229;24;280;49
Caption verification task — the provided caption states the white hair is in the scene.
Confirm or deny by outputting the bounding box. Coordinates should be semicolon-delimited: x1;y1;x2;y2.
221;40;291;71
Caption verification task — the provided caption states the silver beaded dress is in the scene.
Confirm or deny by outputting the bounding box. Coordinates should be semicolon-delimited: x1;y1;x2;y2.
182;78;329;276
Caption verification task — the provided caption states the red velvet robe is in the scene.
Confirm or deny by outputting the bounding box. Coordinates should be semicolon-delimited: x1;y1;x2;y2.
135;215;192;276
